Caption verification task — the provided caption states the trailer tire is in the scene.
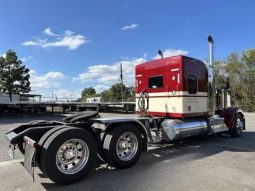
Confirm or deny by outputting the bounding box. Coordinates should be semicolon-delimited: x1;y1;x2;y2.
40;127;97;184
103;124;143;168
36;126;68;172
230;114;244;138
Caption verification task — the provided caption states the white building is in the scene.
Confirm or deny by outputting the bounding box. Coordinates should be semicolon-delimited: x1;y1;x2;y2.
0;92;42;103
86;97;101;103
0;92;20;102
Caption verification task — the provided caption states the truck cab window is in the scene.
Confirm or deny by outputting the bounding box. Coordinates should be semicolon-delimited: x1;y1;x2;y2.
148;76;163;88
187;74;197;94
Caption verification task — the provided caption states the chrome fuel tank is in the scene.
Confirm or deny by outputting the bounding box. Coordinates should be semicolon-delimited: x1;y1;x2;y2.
160;119;207;141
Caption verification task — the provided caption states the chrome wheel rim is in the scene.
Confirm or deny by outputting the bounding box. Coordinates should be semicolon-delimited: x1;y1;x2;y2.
116;132;138;161
56;139;89;174
236;117;244;133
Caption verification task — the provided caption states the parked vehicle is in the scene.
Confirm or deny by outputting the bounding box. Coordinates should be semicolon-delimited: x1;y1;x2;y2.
5;36;245;184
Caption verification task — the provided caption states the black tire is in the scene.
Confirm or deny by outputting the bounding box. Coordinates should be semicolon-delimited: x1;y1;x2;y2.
36;126;68;172
230;114;244;138
103;124;143;168
40;127;97;184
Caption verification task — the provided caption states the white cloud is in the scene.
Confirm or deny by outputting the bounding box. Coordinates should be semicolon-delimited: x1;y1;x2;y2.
43;27;58;36
0;53;6;58
73;57;146;87
94;85;110;92
21;56;34;62
153;49;189;60
121;23;139;31
22;41;39;46
29;70;65;89
53;89;81;100
45;71;65;79
28;70;82;100
22;28;90;50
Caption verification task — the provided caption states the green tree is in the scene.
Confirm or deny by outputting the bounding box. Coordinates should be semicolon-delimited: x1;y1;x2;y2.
126;86;135;101
225;53;244;106
80;87;96;102
214;60;227;89
100;89;111;102
240;49;255;110
100;83;135;102
0;50;31;101
219;49;255;111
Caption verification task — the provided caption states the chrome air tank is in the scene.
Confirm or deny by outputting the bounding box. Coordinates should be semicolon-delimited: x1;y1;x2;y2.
160;119;207;141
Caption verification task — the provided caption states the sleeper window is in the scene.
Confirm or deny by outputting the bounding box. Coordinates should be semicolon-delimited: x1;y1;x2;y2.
187;74;197;94
148;76;163;89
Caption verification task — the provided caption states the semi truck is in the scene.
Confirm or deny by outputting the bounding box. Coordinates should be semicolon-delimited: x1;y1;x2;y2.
5;36;245;184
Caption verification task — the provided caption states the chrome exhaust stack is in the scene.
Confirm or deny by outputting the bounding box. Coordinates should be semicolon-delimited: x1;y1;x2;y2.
208;35;216;115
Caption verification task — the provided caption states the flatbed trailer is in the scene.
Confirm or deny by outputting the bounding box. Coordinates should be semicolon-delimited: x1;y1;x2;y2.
78;102;135;112
0;101;136;116
4;36;246;184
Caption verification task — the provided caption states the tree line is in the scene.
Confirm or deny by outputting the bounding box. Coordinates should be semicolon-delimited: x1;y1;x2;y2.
214;49;255;111
79;83;135;102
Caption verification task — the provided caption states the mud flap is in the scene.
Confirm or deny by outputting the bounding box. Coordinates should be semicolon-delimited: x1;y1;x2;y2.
24;136;37;182
8;145;15;159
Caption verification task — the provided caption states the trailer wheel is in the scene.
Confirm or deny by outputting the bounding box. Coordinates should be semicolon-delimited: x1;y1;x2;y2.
103;124;143;168
40;127;97;184
230;114;244;138
36;126;68;172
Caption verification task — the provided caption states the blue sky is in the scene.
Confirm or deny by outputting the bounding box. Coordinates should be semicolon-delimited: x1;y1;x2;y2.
0;0;254;100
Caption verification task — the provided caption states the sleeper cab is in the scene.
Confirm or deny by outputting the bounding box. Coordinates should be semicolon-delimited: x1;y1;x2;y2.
135;55;208;118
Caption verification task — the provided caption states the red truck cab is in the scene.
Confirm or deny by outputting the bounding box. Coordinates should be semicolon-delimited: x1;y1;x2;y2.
136;55;208;118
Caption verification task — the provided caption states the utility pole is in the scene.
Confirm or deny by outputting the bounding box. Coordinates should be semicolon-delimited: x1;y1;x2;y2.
120;63;124;102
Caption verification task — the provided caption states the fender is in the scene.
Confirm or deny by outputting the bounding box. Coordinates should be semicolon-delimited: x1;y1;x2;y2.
219;107;245;130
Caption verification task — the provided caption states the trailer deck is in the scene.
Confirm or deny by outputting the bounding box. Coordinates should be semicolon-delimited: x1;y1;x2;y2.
0;101;136;115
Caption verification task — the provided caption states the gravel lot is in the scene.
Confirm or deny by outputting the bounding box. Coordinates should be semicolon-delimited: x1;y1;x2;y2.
0;112;255;191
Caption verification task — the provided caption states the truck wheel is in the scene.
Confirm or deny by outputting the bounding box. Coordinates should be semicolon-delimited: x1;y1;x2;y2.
103;124;143;168
230;114;245;138
36;126;68;172
40;127;97;184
